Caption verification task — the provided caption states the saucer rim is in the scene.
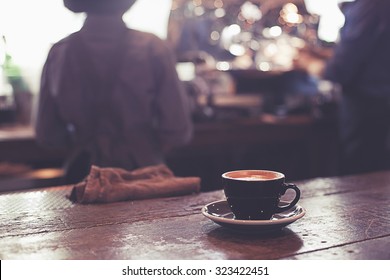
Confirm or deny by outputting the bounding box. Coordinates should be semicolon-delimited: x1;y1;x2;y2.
201;199;306;226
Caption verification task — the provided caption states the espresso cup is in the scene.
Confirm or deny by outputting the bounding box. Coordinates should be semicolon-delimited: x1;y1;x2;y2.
222;170;301;220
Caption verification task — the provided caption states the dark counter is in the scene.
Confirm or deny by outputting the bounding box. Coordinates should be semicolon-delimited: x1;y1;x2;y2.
0;114;340;191
167;114;340;190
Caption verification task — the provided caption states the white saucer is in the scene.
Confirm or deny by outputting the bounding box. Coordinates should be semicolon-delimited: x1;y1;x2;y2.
202;200;305;233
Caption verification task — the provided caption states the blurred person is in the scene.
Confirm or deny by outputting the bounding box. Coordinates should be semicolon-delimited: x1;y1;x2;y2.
323;0;390;175
35;0;193;183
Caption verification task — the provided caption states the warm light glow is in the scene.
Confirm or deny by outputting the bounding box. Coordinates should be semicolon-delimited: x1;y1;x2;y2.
124;0;172;39
258;62;271;71
176;62;195;81
229;44;246;56
29;168;64;179
216;61;230;71
280;3;302;25
193;0;202;6
221;24;242;51
240;1;262;22
214;0;224;9
214;8;226;18
284;13;303;24
264;43;278;57
0;0;172;94
269;26;282;37
0;0;84;93
304;0;349;42
210;31;220;41
194;6;205;16
226;24;241;36
283;3;298;14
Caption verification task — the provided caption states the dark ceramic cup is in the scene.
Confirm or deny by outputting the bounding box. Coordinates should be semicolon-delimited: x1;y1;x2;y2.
222;170;301;220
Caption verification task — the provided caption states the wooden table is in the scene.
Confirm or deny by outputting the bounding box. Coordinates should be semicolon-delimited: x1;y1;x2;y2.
0;170;389;260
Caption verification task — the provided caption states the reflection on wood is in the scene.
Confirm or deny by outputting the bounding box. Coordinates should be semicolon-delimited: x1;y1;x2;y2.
0;170;389;259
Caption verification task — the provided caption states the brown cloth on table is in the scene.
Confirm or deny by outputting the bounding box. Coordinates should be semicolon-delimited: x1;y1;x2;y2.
69;164;201;204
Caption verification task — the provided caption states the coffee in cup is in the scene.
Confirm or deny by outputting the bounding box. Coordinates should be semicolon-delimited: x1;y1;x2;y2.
222;170;301;220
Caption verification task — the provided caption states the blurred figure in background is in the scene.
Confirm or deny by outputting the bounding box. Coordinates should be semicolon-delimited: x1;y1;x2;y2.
35;0;193;183
323;0;390;175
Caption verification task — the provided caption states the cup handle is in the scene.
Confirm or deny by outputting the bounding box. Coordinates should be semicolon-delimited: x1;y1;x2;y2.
276;183;301;213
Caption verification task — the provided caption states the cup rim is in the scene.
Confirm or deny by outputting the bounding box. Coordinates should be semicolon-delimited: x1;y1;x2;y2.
222;169;285;181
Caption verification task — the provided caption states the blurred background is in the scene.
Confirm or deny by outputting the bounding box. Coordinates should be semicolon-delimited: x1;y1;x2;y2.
0;0;354;191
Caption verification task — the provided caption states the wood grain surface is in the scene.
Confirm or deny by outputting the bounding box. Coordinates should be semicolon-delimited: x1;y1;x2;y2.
0;171;389;260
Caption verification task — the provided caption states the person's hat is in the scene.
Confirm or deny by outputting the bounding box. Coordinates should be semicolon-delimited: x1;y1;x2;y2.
63;0;137;14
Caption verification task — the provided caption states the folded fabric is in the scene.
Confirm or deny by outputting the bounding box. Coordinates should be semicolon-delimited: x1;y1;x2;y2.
69;164;201;204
